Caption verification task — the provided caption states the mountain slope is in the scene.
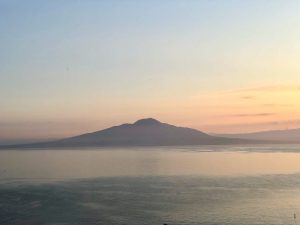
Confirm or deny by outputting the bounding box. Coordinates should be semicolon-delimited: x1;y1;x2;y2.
1;118;253;149
214;128;300;143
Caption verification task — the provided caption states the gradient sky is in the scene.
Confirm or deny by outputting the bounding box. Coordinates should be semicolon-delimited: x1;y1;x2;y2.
1;0;300;144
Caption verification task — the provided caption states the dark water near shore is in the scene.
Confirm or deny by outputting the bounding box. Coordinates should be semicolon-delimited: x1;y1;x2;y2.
1;145;300;225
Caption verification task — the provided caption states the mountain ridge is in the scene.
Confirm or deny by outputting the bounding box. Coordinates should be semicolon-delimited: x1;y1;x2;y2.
213;127;300;143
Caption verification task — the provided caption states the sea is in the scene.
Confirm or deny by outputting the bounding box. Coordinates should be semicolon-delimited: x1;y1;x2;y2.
1;145;300;225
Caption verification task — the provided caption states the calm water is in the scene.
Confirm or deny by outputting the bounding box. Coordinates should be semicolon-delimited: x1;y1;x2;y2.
1;145;300;225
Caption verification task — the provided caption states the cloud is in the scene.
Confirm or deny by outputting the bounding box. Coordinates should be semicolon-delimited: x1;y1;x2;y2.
262;103;294;107
205;119;300;133
226;113;276;118
227;85;300;94
241;95;255;99
231;119;300;128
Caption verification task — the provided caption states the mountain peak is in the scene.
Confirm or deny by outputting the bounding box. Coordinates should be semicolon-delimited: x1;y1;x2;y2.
0;117;254;149
133;118;162;126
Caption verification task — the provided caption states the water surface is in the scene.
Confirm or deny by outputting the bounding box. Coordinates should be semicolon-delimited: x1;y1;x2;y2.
1;145;300;225
1;145;300;179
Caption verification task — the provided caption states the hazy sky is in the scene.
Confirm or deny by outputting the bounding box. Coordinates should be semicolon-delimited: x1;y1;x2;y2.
1;0;300;143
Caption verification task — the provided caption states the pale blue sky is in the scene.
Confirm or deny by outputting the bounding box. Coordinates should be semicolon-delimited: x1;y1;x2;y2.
1;0;300;143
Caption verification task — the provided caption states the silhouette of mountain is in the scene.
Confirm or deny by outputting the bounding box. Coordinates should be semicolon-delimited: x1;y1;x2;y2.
214;128;300;143
1;118;254;149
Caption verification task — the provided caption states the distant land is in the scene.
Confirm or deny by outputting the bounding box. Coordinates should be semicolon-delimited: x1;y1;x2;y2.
0;118;257;149
214;128;300;144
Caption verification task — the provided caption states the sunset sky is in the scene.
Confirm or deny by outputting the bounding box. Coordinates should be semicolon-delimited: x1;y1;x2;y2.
1;0;300;144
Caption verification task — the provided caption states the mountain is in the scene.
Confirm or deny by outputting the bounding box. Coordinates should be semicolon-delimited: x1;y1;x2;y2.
0;118;253;149
214;128;300;143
